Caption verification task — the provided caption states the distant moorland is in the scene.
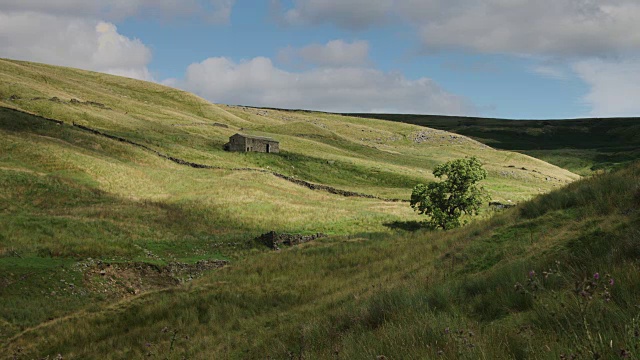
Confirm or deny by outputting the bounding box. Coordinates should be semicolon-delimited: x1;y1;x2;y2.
345;113;640;176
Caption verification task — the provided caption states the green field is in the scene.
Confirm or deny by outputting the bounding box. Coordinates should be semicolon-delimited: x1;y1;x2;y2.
2;59;638;359
345;113;640;176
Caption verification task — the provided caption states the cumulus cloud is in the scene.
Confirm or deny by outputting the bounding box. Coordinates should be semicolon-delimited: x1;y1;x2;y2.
274;0;640;117
411;1;640;57
177;56;476;115
572;58;640;117
278;40;370;68
0;0;235;23
275;0;640;58
0;12;153;80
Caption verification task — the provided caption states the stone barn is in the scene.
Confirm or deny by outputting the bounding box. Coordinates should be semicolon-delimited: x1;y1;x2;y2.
224;133;280;153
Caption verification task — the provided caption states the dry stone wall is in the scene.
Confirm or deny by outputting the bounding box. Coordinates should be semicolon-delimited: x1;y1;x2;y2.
255;231;327;250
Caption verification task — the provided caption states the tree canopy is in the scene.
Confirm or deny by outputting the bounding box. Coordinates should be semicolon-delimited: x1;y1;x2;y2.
410;157;489;230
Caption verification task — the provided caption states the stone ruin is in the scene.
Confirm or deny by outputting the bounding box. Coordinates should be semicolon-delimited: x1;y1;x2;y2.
489;201;516;210
255;231;327;250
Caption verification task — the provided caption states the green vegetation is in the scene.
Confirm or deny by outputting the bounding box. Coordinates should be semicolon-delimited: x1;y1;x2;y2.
346;113;640;176
411;157;489;229
4;161;639;359
2;58;637;359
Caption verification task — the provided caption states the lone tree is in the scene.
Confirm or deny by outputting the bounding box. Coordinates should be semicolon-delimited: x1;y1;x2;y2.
410;157;489;230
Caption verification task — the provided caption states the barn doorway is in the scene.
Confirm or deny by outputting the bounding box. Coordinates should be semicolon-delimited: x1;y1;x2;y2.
266;144;271;153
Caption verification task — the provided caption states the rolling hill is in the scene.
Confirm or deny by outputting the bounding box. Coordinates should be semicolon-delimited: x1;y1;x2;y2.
4;59;637;359
345;113;640;176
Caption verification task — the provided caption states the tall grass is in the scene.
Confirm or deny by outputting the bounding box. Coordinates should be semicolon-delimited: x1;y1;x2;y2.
519;164;640;219
3;162;639;358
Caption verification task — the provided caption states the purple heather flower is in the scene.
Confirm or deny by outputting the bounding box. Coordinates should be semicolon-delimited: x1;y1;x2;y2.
529;270;536;278
594;273;600;280
609;278;615;286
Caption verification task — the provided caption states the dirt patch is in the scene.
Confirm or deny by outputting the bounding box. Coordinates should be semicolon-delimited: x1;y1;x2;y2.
78;259;228;297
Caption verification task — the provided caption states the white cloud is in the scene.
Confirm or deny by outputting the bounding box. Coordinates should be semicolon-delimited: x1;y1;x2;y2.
0;12;153;80
411;0;640;57
278;40;370;68
274;0;640;117
0;0;235;23
0;1;236;81
178;56;476;115
275;0;640;58
572;58;640;117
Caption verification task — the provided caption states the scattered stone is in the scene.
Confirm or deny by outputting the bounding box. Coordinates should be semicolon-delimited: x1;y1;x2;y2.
8;94;21;101
66;98;111;109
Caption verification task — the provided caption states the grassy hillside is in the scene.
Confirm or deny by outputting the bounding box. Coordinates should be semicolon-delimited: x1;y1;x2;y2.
346;113;640;176
0;59;606;359
4;158;639;359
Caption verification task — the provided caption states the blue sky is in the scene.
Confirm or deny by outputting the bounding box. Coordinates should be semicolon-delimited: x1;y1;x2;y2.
2;0;640;119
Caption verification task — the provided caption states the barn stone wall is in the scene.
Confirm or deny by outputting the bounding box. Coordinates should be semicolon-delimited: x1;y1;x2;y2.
245;137;279;153
226;134;247;152
225;134;279;153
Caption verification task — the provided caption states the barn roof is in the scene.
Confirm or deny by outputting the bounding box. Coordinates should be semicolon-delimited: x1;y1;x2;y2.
232;133;278;142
